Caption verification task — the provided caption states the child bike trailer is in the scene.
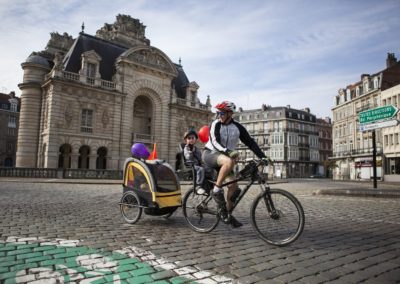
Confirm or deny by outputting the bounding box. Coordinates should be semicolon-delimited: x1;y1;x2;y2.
120;157;181;224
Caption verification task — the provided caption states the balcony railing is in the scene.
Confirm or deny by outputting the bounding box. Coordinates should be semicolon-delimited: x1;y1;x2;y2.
132;132;155;144
59;71;116;90
332;147;383;158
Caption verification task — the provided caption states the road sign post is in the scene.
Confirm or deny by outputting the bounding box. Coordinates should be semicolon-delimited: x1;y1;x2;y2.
359;105;399;189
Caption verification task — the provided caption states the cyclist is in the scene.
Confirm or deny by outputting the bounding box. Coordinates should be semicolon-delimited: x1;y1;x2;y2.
202;100;269;228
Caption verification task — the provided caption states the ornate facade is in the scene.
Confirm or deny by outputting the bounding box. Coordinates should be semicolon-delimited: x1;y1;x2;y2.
16;14;212;170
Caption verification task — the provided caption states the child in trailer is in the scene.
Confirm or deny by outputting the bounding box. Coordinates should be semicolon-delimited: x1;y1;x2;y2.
183;129;206;194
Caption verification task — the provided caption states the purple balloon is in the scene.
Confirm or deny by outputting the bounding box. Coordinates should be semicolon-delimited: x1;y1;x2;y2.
131;143;150;159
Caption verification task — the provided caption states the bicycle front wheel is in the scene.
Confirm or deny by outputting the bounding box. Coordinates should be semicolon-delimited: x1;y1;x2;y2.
182;190;220;233
251;189;304;246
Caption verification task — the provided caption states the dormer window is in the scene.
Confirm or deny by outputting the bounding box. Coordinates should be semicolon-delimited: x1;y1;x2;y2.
10;103;17;112
364;81;369;93
87;63;96;78
373;77;379;89
80;50;102;85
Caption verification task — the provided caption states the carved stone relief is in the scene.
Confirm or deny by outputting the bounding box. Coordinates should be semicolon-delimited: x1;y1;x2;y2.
64;105;73;128
128;49;172;73
102;109;110;128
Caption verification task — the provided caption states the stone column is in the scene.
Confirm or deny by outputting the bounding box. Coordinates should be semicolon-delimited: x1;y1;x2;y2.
16;58;50;167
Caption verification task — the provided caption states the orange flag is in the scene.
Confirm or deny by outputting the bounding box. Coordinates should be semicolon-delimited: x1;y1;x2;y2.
148;143;158;160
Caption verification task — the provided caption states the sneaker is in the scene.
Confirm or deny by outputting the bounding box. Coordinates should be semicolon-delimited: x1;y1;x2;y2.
196;187;206;195
230;215;243;228
212;190;226;205
219;208;230;224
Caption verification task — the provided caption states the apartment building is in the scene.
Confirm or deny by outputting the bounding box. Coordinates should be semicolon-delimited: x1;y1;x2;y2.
236;105;320;178
331;53;400;180
381;84;400;182
0;91;20;167
316;117;333;177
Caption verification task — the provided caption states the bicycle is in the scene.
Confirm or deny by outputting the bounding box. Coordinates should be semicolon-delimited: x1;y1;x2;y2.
182;159;305;246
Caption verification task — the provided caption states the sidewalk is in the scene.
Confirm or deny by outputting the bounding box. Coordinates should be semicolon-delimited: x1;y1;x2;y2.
312;179;400;198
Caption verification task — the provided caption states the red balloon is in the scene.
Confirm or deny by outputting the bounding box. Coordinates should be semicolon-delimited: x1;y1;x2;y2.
198;125;209;142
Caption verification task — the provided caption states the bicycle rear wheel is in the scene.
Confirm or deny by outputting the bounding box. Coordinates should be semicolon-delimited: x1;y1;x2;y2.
120;191;142;224
251;188;304;246
182;190;220;233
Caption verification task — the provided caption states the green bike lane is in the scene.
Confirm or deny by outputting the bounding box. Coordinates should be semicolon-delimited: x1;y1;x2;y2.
0;237;231;283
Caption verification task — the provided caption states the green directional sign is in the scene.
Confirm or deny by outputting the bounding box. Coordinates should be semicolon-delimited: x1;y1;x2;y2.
359;105;398;124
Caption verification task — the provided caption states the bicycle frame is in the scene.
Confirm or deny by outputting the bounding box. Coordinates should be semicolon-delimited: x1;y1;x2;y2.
211;160;270;213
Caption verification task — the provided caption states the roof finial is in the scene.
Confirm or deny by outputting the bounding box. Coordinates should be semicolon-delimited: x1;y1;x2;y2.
179;57;182;66
81;22;85;34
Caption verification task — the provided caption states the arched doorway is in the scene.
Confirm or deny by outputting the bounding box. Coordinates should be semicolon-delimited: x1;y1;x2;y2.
96;147;107;169
133;95;153;144
78;145;90;169
58;144;72;169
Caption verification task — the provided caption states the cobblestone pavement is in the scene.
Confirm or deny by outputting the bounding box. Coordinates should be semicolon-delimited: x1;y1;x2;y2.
0;180;399;283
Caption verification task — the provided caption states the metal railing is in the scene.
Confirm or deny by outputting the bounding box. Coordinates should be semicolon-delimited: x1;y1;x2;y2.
0;168;58;178
63;169;122;179
0;167;123;180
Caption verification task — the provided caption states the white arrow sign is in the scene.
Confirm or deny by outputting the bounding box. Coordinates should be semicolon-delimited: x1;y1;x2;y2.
359;119;399;132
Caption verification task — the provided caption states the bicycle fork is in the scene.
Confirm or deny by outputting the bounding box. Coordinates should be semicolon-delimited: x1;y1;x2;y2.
260;185;280;220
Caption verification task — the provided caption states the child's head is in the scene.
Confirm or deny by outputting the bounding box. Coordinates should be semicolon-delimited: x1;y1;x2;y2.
184;129;198;145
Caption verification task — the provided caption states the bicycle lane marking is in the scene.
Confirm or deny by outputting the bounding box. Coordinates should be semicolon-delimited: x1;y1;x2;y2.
0;236;233;283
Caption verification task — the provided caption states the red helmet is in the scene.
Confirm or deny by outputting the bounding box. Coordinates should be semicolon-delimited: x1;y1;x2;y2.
215;101;236;112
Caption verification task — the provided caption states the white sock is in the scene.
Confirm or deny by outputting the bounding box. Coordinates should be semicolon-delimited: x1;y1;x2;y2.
213;186;222;193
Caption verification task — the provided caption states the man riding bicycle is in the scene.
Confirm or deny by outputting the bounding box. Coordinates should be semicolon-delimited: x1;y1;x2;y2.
202;100;269;228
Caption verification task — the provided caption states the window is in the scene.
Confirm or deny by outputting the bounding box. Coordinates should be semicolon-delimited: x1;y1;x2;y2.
10;103;17;112
81;109;93;133
7;128;16;135
86;63;96;78
190;91;196;102
8;116;16;128
6;142;13;152
384;135;388;146
264;122;269;132
395;133;399;144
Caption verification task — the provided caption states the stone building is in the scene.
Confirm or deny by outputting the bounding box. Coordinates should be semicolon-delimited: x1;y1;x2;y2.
381;83;400;182
0;91;20;167
316;117;333;177
331;53;400;180
16;14;212;170
236;105;320;178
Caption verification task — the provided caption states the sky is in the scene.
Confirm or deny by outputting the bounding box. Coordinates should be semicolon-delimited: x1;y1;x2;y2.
0;0;399;118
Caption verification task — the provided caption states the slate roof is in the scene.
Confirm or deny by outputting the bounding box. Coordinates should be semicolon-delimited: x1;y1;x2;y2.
63;33;127;81
172;64;189;99
62;33;189;98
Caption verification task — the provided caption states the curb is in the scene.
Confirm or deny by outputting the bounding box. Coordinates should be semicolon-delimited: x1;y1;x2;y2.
313;188;400;198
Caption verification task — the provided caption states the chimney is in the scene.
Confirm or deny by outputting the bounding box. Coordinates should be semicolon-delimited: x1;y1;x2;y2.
286;105;291;109
386;53;397;68
325;117;331;124
261;104;267;111
304;107;310;113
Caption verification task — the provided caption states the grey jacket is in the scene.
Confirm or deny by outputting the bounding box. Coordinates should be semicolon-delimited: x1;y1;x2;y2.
183;144;202;166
